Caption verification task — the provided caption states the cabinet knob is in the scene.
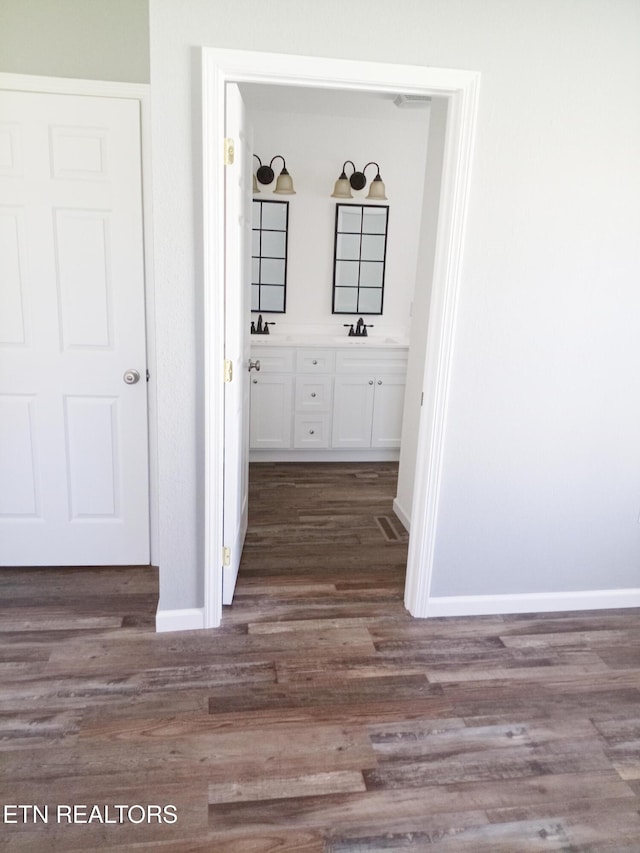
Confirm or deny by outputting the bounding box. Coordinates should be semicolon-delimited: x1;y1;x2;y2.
377;380;382;385
369;380;374;385
252;379;258;384
312;359;318;365
311;392;316;398
309;429;315;435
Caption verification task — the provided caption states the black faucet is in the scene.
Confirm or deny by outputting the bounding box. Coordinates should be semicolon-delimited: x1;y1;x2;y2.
354;317;374;337
251;314;275;335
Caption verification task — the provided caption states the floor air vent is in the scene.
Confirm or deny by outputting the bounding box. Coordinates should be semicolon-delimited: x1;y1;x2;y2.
374;515;407;542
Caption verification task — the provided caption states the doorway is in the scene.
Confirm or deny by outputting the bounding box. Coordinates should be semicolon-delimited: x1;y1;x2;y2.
202;49;480;628
234;81;428;608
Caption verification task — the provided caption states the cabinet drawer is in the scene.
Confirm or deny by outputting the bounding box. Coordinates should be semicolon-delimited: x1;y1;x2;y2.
294;413;331;449
294;376;333;412
295;349;336;373
335;348;408;374
250;347;294;373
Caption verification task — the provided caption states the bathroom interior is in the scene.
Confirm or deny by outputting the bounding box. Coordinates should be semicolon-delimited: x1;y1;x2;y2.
239;81;433;550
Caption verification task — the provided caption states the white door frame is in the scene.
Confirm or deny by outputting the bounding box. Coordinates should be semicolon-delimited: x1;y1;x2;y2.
202;48;480;628
0;72;158;566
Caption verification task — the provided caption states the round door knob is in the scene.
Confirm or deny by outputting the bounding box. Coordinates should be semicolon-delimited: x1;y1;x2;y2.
368;380;374;385
311;392;316;398
123;369;141;385
248;359;261;372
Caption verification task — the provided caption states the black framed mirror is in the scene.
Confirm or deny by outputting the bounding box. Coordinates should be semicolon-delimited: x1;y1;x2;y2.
332;203;389;315
252;199;289;313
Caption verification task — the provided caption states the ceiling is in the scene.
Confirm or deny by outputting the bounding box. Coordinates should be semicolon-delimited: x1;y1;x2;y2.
239;83;430;122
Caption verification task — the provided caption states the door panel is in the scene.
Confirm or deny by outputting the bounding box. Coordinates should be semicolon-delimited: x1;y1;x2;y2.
0;90;149;565
222;83;252;605
332;376;375;448
250;375;294;449
371;375;406;448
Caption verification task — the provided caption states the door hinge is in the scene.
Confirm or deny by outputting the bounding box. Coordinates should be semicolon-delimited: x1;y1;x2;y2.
146;369;150;382
420;391;424;406
224;359;233;383
224;137;235;166
222;546;231;567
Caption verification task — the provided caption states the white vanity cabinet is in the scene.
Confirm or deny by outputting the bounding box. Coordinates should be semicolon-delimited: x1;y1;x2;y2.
292;349;334;449
332;349;407;450
249;348;294;450
250;343;407;461
249;373;293;449
370;375;407;447
332;374;406;449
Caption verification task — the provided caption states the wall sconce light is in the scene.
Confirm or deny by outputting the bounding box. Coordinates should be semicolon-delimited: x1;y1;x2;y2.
253;154;296;195
331;161;387;200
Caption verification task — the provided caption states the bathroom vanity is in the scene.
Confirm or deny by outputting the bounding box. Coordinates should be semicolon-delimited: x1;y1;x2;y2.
249;336;409;461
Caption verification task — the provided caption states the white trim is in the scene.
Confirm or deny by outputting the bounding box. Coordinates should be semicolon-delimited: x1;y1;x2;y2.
249;449;400;463
403;74;480;619
156;607;205;633
392;498;411;532
202;48;481;629
202;54;226;631
138;87;160;566
0;72;149;100
0;72;159;566
425;589;640;618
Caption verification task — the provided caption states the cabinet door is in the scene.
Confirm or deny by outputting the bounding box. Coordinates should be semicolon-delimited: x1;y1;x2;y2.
250;374;293;449
371;374;406;448
331;375;375;448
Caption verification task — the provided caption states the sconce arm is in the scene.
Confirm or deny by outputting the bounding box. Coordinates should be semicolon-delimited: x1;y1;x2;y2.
270;155;287;171
339;160;356;179
362;161;382;178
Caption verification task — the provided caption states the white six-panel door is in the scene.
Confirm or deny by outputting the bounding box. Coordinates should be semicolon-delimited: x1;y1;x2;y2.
0;90;149;566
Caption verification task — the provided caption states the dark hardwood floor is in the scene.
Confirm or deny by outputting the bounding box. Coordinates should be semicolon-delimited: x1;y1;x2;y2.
2;461;640;851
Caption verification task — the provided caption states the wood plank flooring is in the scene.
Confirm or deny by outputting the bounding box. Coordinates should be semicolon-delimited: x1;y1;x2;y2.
2;461;640;851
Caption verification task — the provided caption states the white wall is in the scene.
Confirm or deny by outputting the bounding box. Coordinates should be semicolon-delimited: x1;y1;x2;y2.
149;0;640;613
0;0;149;83
247;97;429;337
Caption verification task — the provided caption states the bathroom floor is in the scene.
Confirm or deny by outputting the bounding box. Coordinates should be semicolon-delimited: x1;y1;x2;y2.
225;461;409;628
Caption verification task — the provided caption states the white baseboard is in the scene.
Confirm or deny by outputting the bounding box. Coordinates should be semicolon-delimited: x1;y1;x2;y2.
392;498;410;532
155;607;205;632
249;449;400;463
423;588;640;618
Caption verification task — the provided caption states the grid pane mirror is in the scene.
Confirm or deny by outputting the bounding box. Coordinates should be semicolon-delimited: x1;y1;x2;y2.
252;200;289;313
332;204;389;315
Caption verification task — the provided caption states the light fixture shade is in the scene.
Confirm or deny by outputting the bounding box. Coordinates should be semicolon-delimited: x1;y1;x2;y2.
252;174;260;194
273;168;296;195
366;175;387;200
331;177;353;199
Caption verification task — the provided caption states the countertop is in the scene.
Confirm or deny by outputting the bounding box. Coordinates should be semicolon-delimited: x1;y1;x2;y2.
249;334;409;349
